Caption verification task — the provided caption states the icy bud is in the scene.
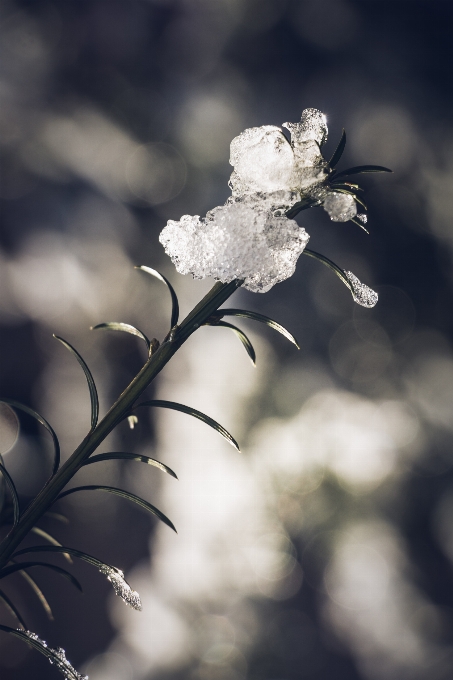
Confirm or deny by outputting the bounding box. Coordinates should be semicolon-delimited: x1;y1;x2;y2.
23;631;88;680
99;566;142;610
159;201;309;293
323;192;357;222
344;271;378;308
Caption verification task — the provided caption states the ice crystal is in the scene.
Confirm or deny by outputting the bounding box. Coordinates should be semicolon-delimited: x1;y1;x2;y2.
23;631;88;680
344;271;378;308
99;566;142;610
323;192;357;222
160;108;373;292
283;107;328;147
159;200;309;293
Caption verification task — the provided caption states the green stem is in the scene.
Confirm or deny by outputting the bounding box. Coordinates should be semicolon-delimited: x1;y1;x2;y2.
0;279;242;570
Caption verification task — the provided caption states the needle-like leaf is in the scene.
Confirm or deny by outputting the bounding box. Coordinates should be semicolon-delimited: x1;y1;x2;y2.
0;589;27;629
134;400;240;451
83;452;178;479
16;568;53;620
13;545;114;570
213;309;299;349
136;265;179;329
331;165;392;180
0;562;83;592
91;322;151;355
31;527;72;563
328;129;346;168
349;216;370;233
56;486;177;532
0;463;19;527
204;320;256;366
0;399;60;475
53;336;99;431
303;248;351;286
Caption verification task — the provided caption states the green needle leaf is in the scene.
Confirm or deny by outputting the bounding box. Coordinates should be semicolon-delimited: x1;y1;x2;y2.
136;265;179;329
0;589;27;629
0;562;83;592
56;486;177;533
303;248;351;287
0;463;19;527
83;452;177;479
349;216;370;233
331;165;392;179
13;545;114;570
204;320;256;366
16;567;53;620
31;527;72;563
53;336;99;431
329;129;346;168
134;400;240;451
329;181;364;191
213;309;299;349
91;322;151;355
0;399;60;475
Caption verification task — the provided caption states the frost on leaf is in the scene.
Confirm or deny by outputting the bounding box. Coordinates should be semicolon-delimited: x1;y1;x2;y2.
99;566;142;610
323;192;357;222
344;271;378;308
159;201;309;293
23;631;88;680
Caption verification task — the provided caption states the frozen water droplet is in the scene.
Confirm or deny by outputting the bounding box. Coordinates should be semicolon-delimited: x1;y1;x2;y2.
22;631;88;680
344;271;378;308
159;201;310;293
99;566;142;610
357;213;368;224
283;108;328;147
323;192;357;222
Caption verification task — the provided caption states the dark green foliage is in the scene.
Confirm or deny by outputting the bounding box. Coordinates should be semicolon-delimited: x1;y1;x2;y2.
331;165;392;180
137;265;180;329
328;129;346;168
134;400;240;451
56;485;177;532
0;589;27;629
0;562;83;592
83;452;178;479
54;336;99;431
0;399;61;475
91;322;152;355
212;309;300;349
204;320;256;366
0;464;19;527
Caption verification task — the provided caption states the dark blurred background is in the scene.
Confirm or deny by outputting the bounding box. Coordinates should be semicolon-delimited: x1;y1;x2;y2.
1;0;453;678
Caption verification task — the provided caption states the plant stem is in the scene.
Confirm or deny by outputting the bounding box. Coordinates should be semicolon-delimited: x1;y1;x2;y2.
0;279;242;570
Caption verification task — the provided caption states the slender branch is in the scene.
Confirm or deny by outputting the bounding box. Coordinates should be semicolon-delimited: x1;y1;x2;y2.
0;279;242;570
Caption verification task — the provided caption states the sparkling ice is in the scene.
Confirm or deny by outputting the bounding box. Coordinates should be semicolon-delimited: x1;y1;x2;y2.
99;566;142;610
344;271;378;308
160;108;371;293
159;201;309;293
23;631;88;680
323;192;357;222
